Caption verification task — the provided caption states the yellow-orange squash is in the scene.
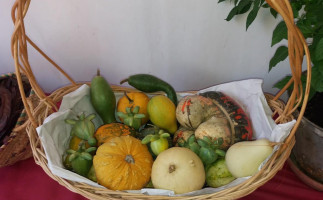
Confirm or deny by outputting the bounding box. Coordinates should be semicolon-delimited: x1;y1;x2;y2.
68;135;90;150
94;123;136;146
93;135;153;190
117;92;150;125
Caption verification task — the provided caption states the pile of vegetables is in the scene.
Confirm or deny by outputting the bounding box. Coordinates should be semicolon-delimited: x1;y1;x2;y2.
62;71;275;194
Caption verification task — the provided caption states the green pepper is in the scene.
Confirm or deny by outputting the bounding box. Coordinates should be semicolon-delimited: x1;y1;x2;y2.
120;74;177;106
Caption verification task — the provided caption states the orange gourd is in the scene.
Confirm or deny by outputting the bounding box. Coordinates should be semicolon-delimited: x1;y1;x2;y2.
93;135;153;190
68;136;90;150
117;92;150;125
94;123;136;146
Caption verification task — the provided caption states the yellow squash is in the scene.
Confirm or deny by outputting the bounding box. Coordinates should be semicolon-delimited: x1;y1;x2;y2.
93;135;153;190
147;95;177;134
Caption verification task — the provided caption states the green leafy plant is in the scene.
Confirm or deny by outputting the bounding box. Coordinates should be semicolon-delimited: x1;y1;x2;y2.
220;0;323;100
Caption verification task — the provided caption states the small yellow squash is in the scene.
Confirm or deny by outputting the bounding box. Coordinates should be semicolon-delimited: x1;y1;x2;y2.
93;135;153;190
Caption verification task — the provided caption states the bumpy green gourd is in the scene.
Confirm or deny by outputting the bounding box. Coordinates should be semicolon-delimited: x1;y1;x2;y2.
178;135;226;167
65;113;97;146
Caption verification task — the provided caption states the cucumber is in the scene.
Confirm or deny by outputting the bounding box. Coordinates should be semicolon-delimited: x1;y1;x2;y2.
120;74;177;106
90;70;116;124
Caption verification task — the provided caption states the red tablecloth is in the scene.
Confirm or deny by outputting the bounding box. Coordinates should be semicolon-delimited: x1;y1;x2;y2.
0;158;322;200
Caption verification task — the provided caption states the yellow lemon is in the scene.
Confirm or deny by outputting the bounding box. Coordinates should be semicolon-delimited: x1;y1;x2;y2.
147;95;177;134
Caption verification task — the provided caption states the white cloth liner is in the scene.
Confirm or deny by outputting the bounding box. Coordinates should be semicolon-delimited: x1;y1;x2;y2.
36;79;295;195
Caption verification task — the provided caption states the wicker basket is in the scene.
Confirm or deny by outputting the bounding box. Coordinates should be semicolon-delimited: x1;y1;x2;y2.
0;73;37;167
11;0;311;199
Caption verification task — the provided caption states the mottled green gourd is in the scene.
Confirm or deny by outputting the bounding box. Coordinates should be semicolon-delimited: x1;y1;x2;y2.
90;70;116;124
65;113;97;146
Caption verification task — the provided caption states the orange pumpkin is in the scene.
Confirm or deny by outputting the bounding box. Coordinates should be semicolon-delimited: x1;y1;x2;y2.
93;135;153;190
117;92;150;125
94;123;136;146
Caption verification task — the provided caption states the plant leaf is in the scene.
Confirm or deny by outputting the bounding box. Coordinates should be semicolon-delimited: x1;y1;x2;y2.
297;19;314;38
225;0;253;21
311;62;323;92
315;38;323;61
226;6;239;21
274;76;292;90
262;3;269;8
271;21;287;47
270;8;278;18
269;46;288;71
246;0;262;30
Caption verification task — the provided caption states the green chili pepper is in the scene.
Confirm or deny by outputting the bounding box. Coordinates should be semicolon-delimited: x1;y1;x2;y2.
120;74;177;106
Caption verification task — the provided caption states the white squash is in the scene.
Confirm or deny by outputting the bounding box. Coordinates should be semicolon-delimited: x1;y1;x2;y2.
151;147;205;194
194;116;232;150
225;139;274;178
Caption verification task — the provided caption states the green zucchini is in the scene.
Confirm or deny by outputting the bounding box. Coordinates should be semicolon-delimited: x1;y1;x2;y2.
90;70;116;124
120;74;178;106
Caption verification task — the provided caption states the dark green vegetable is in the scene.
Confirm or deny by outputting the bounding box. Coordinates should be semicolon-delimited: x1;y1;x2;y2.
120;74;177;106
70;156;93;177
66;142;97;177
90;70;116;124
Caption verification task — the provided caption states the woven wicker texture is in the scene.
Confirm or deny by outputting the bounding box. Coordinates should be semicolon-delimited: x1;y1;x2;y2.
10;0;311;199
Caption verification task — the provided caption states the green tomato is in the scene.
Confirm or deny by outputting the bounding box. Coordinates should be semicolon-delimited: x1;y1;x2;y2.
150;137;169;156
71;156;92;177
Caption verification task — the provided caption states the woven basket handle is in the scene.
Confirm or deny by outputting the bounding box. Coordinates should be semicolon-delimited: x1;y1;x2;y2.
11;0;311;145
266;0;311;146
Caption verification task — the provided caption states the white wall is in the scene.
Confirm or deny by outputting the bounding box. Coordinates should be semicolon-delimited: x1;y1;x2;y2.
1;0;293;95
